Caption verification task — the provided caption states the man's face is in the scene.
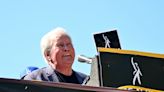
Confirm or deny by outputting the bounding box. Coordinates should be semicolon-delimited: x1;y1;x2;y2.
49;35;75;69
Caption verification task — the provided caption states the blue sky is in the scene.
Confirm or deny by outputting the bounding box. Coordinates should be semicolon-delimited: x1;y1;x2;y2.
0;0;163;79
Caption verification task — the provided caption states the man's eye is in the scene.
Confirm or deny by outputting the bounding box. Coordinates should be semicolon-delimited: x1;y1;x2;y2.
56;43;72;48
57;44;64;47
66;43;73;47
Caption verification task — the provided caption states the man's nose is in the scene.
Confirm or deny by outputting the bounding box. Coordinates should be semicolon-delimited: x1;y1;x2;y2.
63;44;69;51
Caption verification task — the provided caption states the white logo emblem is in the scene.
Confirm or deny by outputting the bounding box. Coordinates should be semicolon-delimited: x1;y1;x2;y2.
102;34;111;48
131;57;143;85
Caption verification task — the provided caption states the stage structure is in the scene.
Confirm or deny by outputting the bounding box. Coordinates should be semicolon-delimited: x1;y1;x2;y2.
0;29;164;92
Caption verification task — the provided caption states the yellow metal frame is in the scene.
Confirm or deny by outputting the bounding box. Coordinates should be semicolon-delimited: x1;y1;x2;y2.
98;47;164;59
118;85;164;92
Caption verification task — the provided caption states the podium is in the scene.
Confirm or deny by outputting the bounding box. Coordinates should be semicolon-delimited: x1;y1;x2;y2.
0;78;129;92
86;48;164;91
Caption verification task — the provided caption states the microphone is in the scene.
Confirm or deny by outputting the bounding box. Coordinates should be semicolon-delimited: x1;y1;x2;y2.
77;55;92;64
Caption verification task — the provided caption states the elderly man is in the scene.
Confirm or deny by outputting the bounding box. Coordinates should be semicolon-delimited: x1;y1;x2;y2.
23;27;87;84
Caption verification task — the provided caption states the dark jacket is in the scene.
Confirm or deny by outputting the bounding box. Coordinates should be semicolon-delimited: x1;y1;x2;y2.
23;66;87;84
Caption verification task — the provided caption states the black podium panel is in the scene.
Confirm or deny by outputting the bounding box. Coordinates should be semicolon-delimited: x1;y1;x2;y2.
93;30;121;51
98;48;164;90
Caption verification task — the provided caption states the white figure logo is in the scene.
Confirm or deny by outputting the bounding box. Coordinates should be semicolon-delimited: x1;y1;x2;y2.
102;34;111;48
131;57;143;85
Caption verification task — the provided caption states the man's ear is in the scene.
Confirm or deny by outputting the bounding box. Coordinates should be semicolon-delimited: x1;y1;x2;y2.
44;50;51;62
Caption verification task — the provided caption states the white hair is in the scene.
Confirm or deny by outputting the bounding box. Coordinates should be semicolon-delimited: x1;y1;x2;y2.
40;27;71;63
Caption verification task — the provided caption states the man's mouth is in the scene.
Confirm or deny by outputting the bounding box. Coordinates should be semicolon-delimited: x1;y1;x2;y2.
63;54;71;60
